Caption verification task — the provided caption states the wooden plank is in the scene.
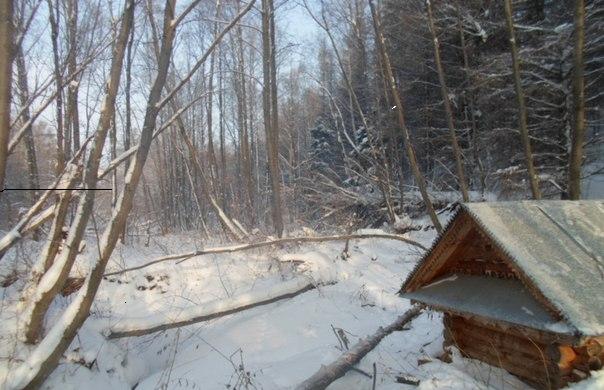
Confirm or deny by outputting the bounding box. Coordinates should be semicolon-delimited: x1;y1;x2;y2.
406;213;474;291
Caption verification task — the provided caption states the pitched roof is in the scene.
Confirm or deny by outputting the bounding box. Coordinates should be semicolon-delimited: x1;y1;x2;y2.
401;200;604;336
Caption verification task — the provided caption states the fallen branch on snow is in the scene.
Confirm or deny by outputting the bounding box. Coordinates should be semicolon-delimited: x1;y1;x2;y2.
106;277;334;339
295;305;423;390
104;233;427;277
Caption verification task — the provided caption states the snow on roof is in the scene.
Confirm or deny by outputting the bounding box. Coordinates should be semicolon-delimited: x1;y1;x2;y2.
402;200;604;336
402;274;574;335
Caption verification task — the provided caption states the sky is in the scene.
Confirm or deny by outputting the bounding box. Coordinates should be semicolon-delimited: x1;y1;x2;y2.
280;0;320;41
278;0;322;64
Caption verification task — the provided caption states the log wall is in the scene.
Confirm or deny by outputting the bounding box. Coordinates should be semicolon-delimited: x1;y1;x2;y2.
442;314;603;389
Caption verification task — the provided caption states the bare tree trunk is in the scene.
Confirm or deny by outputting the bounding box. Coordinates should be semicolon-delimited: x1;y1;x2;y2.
568;0;585;200
426;0;469;202
21;0;135;345
368;0;442;233
456;3;485;197
124;20;134;175
0;0;14;192
66;0;80;154
10;1;137;387
205;0;221;188
503;0;541;199
218;47;227;210
11;2;260;384
15;46;39;206
235;5;255;223
46;0;66;174
262;0;284;237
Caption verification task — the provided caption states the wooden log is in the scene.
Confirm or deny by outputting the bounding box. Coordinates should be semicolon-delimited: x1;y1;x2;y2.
448;311;576;345
107;279;333;339
295;306;422;390
104;233;427;277
446;315;550;359
457;342;559;389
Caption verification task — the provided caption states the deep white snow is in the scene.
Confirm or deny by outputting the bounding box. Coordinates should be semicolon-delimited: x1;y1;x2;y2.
0;218;602;389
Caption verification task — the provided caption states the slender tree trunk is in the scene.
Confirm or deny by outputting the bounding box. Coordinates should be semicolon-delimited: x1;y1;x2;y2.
456;2;485;196
124;20;134;175
503;0;541;199
47;0;65;174
426;0;469;202
368;0;442;233
21;0;135;345
0;0;14;192
262;0;284;236
66;0;80;154
235;6;255;223
206;0;221;187
269;0;283;235
218;48;227;210
10;2;144;387
568;0;585;200
16;46;40;206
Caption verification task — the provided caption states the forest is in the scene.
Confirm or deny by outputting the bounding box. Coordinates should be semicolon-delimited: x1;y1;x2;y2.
0;0;602;389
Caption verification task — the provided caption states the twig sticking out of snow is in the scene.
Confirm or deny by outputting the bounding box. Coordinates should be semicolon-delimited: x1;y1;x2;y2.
104;233;427;277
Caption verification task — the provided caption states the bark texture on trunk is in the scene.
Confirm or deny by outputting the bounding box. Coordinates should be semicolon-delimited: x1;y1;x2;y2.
568;0;585;200
504;0;541;199
46;0;66;174
262;0;284;237
15;46;40;206
0;0;14;193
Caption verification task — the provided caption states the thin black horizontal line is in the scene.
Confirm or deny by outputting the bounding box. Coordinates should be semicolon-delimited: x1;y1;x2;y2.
1;188;113;192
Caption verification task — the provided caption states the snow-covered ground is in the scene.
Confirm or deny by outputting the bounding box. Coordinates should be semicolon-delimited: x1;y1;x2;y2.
0;218;601;389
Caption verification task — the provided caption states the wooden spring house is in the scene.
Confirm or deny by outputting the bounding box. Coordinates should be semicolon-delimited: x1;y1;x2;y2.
400;201;604;389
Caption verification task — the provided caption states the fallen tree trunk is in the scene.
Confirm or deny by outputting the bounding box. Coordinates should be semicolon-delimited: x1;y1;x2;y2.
104;233;427;277
106;277;331;339
295;305;423;390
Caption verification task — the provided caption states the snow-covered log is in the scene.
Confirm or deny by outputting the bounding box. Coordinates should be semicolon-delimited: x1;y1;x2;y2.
295;305;422;390
106;277;332;339
104;233;427;277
